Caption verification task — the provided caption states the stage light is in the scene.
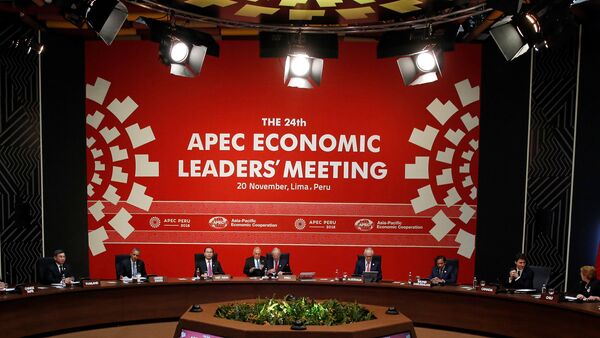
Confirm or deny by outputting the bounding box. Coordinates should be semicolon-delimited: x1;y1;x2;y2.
415;52;436;72
28;40;44;55
490;12;544;61
258;32;337;89
144;17;220;78
396;45;443;86
86;0;128;45
63;0;128;46
10;34;44;55
167;41;208;78
289;54;311;77
284;47;323;89
170;40;189;63
525;13;541;33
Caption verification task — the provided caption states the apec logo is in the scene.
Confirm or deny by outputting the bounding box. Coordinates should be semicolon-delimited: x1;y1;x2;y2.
354;219;374;232
208;216;228;229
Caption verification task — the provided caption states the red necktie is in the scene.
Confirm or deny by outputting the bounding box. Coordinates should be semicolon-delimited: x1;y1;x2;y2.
366;261;370;272
207;261;213;277
275;260;279;271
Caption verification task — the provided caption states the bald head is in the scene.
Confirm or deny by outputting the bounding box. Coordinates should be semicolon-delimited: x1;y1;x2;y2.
252;247;262;259
364;247;374;262
271;247;281;260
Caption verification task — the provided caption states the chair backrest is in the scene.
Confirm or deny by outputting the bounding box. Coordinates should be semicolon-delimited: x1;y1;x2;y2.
529;265;551;290
266;253;290;261
115;254;130;279
446;258;459;274
36;257;54;283
357;255;382;266
194;253;218;267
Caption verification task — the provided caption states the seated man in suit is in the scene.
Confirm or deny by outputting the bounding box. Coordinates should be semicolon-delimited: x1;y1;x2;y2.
353;247;382;281
42;249;74;285
266;247;292;276
195;247;225;278
429;255;457;285
508;253;534;289
117;248;147;279
244;246;266;277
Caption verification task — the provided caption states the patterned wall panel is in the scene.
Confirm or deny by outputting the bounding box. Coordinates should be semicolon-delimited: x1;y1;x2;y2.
0;22;43;284
525;28;580;289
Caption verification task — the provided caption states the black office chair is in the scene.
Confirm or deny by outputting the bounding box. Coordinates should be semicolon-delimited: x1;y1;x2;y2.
35;257;54;283
529;265;552;291
194;253;219;267
266;253;290;263
115;254;130;279
356;255;382;266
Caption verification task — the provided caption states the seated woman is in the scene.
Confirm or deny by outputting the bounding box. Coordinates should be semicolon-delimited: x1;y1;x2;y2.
574;266;600;302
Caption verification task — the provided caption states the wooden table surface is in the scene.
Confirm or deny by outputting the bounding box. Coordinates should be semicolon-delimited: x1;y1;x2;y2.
1;278;598;337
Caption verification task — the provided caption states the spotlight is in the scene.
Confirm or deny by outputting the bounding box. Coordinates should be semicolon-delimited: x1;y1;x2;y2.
289;54;310;77
377;25;457;86
85;0;128;45
165;38;208;78
490;12;544;61
63;0;128;45
396;45;443;86
259;32;337;89
27;39;45;55
144;17;219;78
415;52;436;72
284;47;323;89
10;34;44;55
170;40;189;63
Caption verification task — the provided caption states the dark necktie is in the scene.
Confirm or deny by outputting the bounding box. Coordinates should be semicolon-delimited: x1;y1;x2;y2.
275;260;279;271
59;265;64;274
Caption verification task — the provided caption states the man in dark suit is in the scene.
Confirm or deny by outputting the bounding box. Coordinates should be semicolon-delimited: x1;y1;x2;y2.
195;247;225;278
42;249;74;285
429;255;457;285
266;247;292;276
353;247;382;281
243;246;266;277
117;248;147;278
508;253;534;289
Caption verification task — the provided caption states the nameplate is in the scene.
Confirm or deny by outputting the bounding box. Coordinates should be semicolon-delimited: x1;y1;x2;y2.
281;275;297;281
213;274;231;280
19;285;36;295
81;280;100;288
149;276;165;283
477;286;498;294
412;280;432;287
540;293;560;303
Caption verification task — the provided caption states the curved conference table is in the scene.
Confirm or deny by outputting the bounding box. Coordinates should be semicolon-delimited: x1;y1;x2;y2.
1;278;598;338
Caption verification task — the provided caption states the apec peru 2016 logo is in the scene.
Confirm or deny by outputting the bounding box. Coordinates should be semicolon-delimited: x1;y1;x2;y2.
209;216;228;229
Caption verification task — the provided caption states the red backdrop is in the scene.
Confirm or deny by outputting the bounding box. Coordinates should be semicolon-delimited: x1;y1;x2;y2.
85;40;481;283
